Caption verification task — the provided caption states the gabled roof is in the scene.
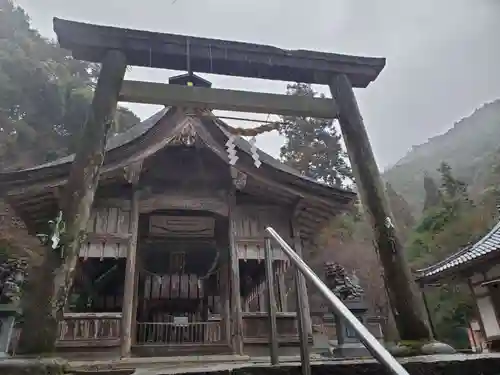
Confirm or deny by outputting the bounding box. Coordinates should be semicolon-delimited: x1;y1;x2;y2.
0;107;356;236
416;219;500;283
0;107;353;197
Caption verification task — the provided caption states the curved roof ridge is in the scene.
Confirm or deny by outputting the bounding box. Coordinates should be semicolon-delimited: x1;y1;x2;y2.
0;107;355;200
15;107;169;173
210;115;354;196
417;218;500;279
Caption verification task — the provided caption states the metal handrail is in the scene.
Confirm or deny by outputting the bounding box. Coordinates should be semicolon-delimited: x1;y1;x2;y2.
265;227;409;375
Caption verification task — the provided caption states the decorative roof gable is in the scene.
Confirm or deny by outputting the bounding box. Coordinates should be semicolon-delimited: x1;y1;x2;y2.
417;219;500;282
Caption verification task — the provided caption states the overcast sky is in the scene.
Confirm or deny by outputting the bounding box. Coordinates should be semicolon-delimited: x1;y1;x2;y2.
15;0;500;169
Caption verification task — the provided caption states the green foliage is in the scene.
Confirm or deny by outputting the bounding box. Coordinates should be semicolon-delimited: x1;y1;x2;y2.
0;0;139;170
279;83;352;187
438;162;468;200
423;175;442;211
383;100;500;214
407;163;498;348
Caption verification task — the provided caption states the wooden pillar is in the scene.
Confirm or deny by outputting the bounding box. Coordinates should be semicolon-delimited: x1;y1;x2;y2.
291;223;312;335
228;190;244;354
130;253;141;346
291;224;311;375
219;262;232;345
264;238;279;364
329;74;431;341
468;278;487;346
16;49;128;354
120;187;140;357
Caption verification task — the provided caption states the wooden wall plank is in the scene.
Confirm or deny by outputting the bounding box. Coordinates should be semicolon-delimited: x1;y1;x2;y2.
79;206;131;259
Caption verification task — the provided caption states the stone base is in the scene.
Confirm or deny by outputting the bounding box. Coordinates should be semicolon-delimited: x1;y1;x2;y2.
2;354;500;375
328;342;372;358
387;340;456;357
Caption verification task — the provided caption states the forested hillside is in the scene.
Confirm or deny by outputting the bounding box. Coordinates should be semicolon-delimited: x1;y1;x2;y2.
0;0;139;171
0;0;139;262
383;99;500;214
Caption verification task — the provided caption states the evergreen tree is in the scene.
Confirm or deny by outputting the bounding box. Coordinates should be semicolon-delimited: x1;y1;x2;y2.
423;174;442;211
437;162;467;200
0;0;139;171
279;83;352;187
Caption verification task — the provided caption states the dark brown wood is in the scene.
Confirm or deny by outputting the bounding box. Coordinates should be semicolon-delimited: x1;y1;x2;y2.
121;187;140;357
53;18;385;88
228;189;244;354
17;49;127;354
264;238;279;365
329;73;431;341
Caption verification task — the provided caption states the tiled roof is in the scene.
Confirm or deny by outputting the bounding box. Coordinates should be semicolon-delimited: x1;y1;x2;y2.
417;219;500;280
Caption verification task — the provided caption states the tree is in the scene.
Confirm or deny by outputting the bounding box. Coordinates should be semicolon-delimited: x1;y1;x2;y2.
437;162;467;200
405;165;497;347
0;0;139;171
279;83;352;187
423;174;442;211
0;1;139;353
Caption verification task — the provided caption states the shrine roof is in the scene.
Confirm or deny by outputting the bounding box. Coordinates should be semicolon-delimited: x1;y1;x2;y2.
0;108;353;198
0;107;355;237
53;18;385;88
416;219;500;283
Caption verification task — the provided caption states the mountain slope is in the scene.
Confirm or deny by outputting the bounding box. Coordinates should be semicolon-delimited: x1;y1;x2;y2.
383;99;500;213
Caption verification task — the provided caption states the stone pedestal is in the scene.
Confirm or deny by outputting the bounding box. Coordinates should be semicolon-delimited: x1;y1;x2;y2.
0;305;21;357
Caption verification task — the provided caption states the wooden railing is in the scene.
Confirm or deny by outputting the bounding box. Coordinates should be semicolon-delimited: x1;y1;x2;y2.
57;312;121;347
136;321;222;345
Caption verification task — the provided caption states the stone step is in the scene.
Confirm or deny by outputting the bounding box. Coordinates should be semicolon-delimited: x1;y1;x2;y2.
2;353;500;375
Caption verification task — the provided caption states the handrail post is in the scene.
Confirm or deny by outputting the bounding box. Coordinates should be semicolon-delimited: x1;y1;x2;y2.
266;227;410;375
264;238;279;365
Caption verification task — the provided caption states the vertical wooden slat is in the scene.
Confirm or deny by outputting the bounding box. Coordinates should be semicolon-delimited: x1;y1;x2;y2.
229;190;244;354
277;261;287;312
95;209;108;233
291;223;311;375
120;188;140;357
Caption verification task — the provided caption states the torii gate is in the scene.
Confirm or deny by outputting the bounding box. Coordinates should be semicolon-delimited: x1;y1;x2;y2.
50;17;430;356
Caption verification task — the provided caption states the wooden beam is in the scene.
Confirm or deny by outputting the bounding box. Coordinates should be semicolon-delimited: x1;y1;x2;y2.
54;18;385;88
120;81;338;118
120;187;140;357
329;74;431;341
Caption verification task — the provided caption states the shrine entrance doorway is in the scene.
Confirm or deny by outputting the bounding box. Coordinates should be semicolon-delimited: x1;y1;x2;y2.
133;211;231;356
